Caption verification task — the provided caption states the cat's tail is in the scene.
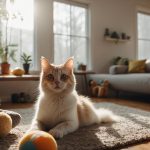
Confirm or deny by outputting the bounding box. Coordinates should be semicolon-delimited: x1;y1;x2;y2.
96;108;119;123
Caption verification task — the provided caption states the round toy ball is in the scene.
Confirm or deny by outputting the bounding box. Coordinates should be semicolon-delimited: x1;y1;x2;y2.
19;130;57;150
11;67;24;76
0;112;12;137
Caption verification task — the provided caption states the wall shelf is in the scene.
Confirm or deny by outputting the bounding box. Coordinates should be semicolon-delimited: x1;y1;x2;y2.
104;37;130;43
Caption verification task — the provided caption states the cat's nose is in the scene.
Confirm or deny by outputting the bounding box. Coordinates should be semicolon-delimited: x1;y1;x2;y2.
55;81;60;85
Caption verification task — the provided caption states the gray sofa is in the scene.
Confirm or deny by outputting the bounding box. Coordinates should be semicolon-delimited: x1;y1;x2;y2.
88;73;150;95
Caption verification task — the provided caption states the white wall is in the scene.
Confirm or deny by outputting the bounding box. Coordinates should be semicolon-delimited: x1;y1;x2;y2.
90;0;150;73
1;0;150;102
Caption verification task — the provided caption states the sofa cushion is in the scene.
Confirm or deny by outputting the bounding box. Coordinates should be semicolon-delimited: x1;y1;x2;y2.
146;60;150;73
117;58;128;65
87;73;150;94
112;56;128;65
109;65;128;74
128;59;146;73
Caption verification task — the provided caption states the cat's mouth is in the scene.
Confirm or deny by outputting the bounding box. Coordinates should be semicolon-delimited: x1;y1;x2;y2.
55;85;60;89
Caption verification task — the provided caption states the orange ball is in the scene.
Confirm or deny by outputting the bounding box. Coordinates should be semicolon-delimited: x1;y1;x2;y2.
0;112;12;137
19;131;57;150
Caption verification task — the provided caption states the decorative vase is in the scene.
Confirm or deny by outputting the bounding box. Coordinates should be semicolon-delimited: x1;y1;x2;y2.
104;28;110;37
1;63;10;74
23;63;30;74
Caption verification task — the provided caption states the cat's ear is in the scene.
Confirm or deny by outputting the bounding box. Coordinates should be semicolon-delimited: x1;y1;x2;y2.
41;56;51;71
64;57;74;72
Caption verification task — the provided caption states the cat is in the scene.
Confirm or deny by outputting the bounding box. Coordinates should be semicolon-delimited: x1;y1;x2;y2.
29;57;118;138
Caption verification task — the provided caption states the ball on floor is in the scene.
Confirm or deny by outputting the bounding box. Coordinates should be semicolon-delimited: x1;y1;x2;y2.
0;112;12;137
19;130;57;150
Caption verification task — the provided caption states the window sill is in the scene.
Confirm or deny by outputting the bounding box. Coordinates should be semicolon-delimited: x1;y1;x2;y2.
0;74;40;81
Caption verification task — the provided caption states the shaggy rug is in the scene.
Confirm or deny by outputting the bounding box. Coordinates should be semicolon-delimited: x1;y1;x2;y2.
0;102;150;150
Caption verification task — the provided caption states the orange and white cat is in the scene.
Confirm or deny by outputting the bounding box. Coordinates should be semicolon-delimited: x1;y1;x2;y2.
30;57;118;138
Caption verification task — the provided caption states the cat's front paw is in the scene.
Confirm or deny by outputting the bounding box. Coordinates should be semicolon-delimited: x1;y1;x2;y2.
49;129;64;139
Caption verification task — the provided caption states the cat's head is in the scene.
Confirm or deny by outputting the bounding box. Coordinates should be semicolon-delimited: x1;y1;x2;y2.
40;57;76;93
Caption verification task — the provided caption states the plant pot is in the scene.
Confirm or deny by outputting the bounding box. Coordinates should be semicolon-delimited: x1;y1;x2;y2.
78;64;87;71
23;63;30;74
1;63;10;74
81;65;86;71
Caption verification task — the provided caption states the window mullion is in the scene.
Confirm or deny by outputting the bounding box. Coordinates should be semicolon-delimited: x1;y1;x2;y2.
53;1;89;65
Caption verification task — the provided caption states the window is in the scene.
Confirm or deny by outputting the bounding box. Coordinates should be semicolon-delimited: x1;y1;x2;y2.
137;12;150;59
0;0;34;69
53;1;89;67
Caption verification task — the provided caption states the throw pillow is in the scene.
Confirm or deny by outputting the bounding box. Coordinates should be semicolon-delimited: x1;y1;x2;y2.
128;59;146;73
117;58;129;65
146;59;150;73
109;65;128;74
112;56;122;65
112;56;128;65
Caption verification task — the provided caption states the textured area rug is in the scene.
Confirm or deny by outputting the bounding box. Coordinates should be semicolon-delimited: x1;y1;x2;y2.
0;102;150;150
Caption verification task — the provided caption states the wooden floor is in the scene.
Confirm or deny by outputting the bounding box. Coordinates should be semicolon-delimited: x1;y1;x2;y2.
1;97;150;150
92;97;150;112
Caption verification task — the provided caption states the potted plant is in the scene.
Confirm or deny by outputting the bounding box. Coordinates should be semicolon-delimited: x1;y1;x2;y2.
78;63;87;71
21;53;32;74
0;4;19;74
0;45;17;74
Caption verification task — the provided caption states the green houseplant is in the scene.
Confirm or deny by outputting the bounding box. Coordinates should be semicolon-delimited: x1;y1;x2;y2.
21;52;32;74
0;45;17;74
0;2;19;74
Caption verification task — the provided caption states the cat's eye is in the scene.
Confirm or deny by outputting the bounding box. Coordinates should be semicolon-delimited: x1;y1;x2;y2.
61;74;69;81
46;74;54;81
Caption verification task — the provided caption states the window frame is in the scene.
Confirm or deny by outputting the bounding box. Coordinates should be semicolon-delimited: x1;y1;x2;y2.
136;6;150;60
0;0;36;70
53;0;90;66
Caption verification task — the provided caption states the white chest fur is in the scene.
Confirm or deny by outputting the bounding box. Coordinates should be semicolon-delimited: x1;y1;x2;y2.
36;93;77;128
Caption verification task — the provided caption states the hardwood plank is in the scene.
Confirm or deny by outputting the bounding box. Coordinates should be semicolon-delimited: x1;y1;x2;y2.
92;97;150;111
